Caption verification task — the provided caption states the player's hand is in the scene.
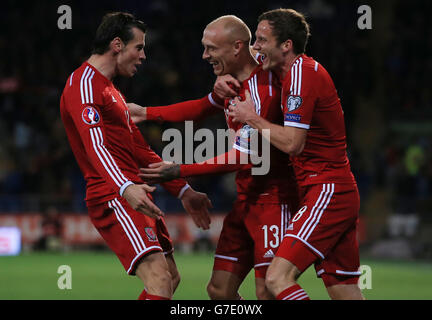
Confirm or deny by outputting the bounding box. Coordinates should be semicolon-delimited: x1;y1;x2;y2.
139;161;180;184
180;187;212;230
122;184;164;220
213;75;241;99
127;103;147;123
227;90;257;123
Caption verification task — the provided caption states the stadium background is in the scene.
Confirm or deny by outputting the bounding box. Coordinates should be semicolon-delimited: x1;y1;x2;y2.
0;0;431;299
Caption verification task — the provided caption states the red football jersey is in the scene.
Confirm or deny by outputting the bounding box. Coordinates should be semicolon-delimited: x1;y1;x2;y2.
60;62;187;205
226;65;296;201
281;54;356;186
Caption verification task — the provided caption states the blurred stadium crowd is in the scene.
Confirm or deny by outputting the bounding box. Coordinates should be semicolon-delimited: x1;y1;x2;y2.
0;0;431;248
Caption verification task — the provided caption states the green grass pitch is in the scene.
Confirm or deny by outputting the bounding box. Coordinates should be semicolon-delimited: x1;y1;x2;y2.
1;251;431;300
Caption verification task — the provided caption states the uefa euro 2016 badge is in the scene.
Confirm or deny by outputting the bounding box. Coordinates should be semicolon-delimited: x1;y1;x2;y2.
82;106;100;125
287;95;303;112
144;227;157;242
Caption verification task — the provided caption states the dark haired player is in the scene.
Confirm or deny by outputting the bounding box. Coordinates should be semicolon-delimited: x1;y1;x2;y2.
60;12;212;300
228;9;364;300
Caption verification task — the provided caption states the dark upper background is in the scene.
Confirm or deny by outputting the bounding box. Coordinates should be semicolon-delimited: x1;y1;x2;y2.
0;0;431;243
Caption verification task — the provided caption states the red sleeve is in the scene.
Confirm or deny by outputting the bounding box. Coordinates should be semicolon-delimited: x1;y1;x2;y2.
283;65;317;130
65;99;134;196
180;148;251;177
130;121;189;198
146;93;223;122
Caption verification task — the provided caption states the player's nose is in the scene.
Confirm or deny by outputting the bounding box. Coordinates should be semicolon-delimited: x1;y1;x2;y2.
202;49;210;60
252;41;260;51
140;50;146;61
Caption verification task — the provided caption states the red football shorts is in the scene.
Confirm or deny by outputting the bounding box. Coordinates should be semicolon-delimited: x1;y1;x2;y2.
276;183;361;287
214;198;296;280
87;197;173;275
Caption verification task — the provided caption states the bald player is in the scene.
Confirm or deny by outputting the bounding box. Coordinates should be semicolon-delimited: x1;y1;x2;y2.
130;15;298;300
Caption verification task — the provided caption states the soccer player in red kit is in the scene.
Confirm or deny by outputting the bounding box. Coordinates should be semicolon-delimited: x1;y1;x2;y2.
60;12;212;300
228;9;364;300
130;15;298;300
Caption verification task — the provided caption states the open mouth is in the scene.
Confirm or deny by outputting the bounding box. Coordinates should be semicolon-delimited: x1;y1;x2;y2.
133;63;141;73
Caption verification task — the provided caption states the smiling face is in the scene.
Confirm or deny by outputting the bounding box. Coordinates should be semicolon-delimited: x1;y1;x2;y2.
253;20;285;72
201;24;237;76
116;27;146;77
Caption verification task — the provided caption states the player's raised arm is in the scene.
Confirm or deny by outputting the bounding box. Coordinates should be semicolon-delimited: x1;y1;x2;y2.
138;138;255;185
130;120;190;197
228;90;307;156
127;92;224;124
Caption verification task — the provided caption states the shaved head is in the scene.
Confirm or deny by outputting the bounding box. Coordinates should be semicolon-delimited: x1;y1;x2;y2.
206;15;251;44
202;15;256;78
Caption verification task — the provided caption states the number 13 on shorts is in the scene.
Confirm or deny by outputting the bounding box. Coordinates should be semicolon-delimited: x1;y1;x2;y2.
260;203;292;251
262;225;280;249
262;205;307;249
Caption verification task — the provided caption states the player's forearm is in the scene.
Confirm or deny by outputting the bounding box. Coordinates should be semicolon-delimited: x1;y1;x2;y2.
147;96;217;122
246;114;303;156
127;103;147;123
180;149;248;177
180;162;246;177
130;124;190;197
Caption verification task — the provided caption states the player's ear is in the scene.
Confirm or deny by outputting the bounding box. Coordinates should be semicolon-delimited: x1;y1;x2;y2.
111;37;124;54
233;40;244;57
281;39;293;53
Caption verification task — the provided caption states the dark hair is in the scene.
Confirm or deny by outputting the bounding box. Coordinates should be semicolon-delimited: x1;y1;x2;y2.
258;9;311;54
92;12;146;55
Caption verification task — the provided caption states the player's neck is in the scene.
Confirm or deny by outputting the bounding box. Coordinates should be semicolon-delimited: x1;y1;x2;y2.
278;52;302;80
234;55;259;82
87;54;117;81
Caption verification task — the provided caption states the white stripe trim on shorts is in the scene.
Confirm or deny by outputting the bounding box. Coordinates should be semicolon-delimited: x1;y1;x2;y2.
336;270;362;276
214;254;238;262
108;200;141;254
281;204;290;243
296;184;326;237
297;184;334;240
108;198;148;255
303;183;334;241
113;198;147;250
283;234;325;260
254;262;271;269
127;246;163;274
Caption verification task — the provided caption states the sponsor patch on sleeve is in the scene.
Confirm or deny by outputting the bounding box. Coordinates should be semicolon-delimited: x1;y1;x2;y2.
284;113;302;123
